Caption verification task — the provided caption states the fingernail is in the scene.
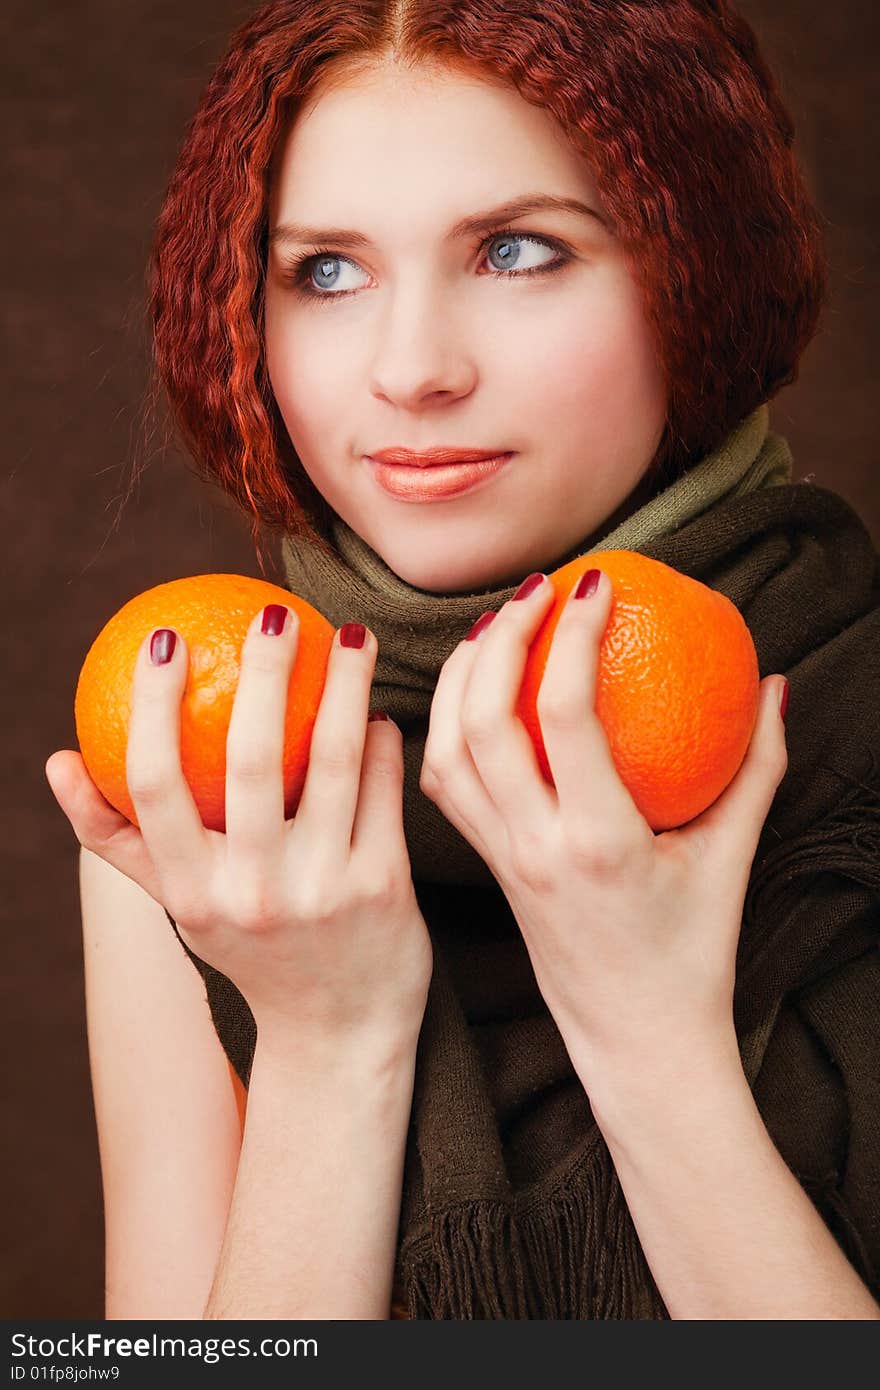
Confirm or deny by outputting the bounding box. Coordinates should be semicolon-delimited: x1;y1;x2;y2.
261;604;288;636
513;571;546;601
574;568;601;600
778;678;790;721
368;710;390;722
466;611;497;641
339;621;366;649
150;629;176;665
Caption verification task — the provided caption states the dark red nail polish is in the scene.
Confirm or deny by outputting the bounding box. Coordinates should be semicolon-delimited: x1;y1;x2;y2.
574;568;601;599
150;629;176;665
466;611;497;641
368;710;390;722
340;621;366;649
261;604;288;636
513;571;546;601
779;679;790;721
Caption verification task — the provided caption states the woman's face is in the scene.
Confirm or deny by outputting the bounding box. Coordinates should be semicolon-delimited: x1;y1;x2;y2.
264;61;668;593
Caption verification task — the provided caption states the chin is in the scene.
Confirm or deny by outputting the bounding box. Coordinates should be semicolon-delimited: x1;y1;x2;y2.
386;554;494;595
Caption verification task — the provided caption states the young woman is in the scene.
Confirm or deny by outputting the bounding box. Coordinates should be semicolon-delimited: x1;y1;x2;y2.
46;0;880;1319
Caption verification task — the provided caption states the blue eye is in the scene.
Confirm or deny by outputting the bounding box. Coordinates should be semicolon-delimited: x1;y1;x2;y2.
306;255;365;294
282;228;571;304
484;232;560;273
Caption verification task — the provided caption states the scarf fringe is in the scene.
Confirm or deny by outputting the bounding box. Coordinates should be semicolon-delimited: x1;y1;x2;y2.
402;1142;669;1320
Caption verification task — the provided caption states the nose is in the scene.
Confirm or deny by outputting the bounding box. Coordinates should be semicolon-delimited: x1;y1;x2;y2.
368;277;477;410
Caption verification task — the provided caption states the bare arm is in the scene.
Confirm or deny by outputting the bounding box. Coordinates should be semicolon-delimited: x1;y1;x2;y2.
587;1034;880;1320
203;1027;418;1320
80;846;415;1321
79;847;243;1320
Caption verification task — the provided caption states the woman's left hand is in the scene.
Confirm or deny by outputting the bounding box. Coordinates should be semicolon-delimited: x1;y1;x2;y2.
418;569;789;1091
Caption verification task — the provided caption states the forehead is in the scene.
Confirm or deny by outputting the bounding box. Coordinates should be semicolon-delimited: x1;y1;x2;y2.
269;62;605;218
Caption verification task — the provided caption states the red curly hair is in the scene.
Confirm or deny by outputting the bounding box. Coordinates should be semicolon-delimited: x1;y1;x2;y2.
146;0;828;569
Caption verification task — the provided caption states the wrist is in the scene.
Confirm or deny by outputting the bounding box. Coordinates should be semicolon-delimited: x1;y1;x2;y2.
253;1014;422;1086
572;1023;747;1148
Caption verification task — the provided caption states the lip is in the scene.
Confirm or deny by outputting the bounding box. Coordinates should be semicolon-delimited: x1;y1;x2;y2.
367;452;512;501
368;446;510;467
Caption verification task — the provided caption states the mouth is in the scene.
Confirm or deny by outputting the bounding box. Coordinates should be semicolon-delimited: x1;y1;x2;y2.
367;446;512;468
366;451;513;502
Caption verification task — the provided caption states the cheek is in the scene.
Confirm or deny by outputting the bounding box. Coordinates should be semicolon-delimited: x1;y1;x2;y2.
263;303;341;438
530;281;665;429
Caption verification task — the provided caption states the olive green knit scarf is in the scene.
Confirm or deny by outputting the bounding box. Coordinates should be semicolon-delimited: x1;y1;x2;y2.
169;406;880;1317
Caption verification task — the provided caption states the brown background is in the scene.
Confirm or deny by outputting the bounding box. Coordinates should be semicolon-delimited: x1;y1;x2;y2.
3;1;877;1317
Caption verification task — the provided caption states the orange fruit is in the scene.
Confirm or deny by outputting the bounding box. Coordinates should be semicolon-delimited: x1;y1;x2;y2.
515;551;759;831
74;573;334;833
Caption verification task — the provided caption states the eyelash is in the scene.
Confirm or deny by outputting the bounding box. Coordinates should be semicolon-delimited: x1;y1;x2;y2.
279;229;571;304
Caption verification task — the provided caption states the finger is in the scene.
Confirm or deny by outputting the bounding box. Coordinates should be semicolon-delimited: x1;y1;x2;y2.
537;568;652;843
673;674;789;876
125;627;212;902
419;624;506;863
457;574;559;835
288;622;377;864
45;749;169;904
348;713;409;866
224;603;300;868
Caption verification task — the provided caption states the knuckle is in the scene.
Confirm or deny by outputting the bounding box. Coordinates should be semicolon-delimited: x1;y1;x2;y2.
226;743;277;783
460;699;496;746
126;763;174;804
366;751;400;784
418;767;436;799
755;745;786;784
245;639;289;675
507;826;554;890
536;682;583;728
565;829;629;878
310;735;362;780
418;756;443;796
230;879;283;931
165;888;213;935
133;679;169;710
290;881;342;927
420;761;461;812
356;863;409;910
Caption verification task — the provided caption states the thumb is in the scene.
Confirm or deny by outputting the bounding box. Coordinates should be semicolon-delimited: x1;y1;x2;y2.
45;749;133;845
46;749;169;905
677;674;789;871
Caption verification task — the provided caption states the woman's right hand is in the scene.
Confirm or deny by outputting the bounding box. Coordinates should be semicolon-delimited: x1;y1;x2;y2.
45;607;434;1051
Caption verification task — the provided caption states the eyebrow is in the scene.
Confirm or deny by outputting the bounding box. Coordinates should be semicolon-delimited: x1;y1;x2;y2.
268;193;611;249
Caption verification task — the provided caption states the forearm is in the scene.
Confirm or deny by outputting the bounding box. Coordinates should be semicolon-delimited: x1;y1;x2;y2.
583;1033;880;1320
203;1028;418;1320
